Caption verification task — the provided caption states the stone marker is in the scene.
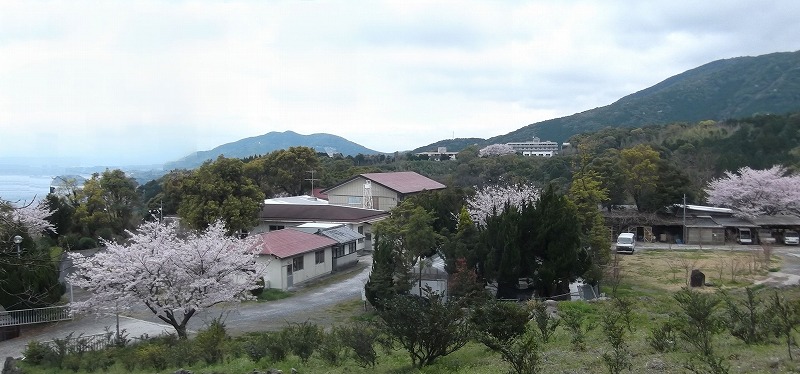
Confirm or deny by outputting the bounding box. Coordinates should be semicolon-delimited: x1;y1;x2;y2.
690;269;705;287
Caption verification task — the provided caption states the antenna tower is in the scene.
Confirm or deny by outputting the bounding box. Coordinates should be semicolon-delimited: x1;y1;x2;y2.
363;180;373;209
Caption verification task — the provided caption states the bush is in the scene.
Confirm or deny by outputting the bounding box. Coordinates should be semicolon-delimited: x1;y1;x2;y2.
58;233;80;251
648;319;678;352
284;321;323;363
22;340;53;366
338;322;381;368
471;299;530;350
77;237;98;250
95;227;115;242
318;326;348;365
136;343;168;371
81;350;115;372
193;318;228;364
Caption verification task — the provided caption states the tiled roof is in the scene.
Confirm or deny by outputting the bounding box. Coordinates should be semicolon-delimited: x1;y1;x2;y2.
255;229;337;259
361;172;446;194
259;204;389;223
321;171;446;195
749;215;800;226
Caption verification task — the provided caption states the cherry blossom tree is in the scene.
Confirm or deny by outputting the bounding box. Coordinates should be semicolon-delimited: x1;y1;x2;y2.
1;199;60;308
705;165;800;218
466;184;540;227
1;199;56;238
478;144;516;157
68;220;264;339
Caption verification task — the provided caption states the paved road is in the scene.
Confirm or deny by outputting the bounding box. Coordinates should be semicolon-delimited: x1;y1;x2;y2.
0;254;372;359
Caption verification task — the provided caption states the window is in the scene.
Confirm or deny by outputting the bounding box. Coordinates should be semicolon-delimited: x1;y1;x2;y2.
269;225;285;231
347;196;363;205
357;226;365;243
333;245;345;258
347;242;356;254
292;256;304;271
315;250;325;264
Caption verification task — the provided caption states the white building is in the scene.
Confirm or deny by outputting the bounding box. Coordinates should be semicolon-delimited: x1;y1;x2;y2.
506;137;560;157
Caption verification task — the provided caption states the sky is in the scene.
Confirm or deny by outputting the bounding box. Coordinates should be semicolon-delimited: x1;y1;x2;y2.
2;1;800;168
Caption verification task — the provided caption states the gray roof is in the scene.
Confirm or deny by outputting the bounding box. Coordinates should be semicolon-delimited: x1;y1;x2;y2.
749;215;800;226
318;226;364;243
685;217;722;228
712;217;759;228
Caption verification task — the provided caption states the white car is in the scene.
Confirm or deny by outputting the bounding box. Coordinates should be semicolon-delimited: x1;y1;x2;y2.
784;231;799;245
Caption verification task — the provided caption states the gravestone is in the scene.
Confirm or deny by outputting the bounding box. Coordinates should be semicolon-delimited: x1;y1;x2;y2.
690;269;705;287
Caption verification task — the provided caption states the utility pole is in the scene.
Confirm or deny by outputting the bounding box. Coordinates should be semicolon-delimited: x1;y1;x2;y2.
305;170;319;195
682;194;687;244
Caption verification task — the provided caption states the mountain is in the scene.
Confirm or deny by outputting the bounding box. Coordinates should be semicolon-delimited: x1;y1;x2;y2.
164;131;382;170
486;50;800;144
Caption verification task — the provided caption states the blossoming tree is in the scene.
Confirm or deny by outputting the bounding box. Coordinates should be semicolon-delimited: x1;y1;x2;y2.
68;220;264;338
705;165;800;218
478;144;516;158
1;199;60;308
466;184;540;227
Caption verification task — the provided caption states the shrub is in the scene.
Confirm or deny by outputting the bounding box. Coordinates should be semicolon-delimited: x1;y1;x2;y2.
318;326;348;365
77;237;97;250
136;343;168;371
721;288;770;345
95;227;115;242
59;233;80;251
81;350;115;372
193;318;228;364
471;299;530;350
338;322;381;368
284;321;323;363
648;319;678;352
22;340;53;366
378;291;471;368
530;300;560;343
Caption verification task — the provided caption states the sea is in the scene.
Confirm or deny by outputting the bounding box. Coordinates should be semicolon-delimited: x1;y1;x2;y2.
0;174;58;205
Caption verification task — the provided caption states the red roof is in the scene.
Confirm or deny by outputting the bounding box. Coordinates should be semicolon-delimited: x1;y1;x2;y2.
322;171;445;195
255;229;337;259
361;172;446;194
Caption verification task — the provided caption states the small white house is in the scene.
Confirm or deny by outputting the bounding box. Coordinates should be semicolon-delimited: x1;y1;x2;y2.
254;228;338;290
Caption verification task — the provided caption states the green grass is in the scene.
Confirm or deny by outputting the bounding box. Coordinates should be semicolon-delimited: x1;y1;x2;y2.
256;288;292;301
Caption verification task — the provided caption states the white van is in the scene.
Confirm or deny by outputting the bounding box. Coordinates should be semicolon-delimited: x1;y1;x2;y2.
616;233;636;254
784;231;799;245
737;228;753;244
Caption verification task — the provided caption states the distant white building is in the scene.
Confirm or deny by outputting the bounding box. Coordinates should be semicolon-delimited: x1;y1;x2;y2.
506;137;560;157
415;147;459;161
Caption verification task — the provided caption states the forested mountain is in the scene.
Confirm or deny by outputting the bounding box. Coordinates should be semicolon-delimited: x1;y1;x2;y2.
164;131;382;170
487;50;800;145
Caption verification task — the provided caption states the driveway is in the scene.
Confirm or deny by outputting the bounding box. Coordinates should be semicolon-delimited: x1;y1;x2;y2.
0;254;372;359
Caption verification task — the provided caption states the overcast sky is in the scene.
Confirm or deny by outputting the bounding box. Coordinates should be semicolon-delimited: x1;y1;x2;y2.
2;1;800;167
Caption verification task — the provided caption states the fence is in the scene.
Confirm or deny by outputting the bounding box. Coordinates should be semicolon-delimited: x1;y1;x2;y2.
0;306;72;327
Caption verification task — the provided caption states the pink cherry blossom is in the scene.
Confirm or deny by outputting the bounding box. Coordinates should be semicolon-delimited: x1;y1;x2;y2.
705;165;800;218
466;184;540;226
478;143;516;157
67;220;265;338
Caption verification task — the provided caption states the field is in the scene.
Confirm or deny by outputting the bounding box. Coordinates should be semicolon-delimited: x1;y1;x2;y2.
18;249;800;374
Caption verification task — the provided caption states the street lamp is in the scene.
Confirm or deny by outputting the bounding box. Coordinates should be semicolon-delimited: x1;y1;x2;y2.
13;235;22;257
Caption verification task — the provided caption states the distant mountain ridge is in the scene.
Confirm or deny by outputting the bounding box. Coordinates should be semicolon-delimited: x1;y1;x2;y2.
488;50;800;144
164;131;382;170
165;50;800;167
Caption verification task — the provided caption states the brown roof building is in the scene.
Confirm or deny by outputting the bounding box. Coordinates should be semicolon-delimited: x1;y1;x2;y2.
321;171;446;211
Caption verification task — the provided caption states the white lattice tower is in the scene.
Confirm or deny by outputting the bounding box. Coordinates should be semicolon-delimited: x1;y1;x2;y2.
363;180;373;209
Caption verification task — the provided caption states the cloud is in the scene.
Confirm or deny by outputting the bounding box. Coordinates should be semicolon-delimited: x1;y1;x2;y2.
1;1;800;166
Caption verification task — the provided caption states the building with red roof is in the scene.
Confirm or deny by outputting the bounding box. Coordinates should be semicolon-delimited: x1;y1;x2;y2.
254;227;361;290
321;171;446;211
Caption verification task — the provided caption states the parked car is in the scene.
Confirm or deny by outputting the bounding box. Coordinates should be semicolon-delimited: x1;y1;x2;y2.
737;228;753;244
615;233;636;254
784;231;799;245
